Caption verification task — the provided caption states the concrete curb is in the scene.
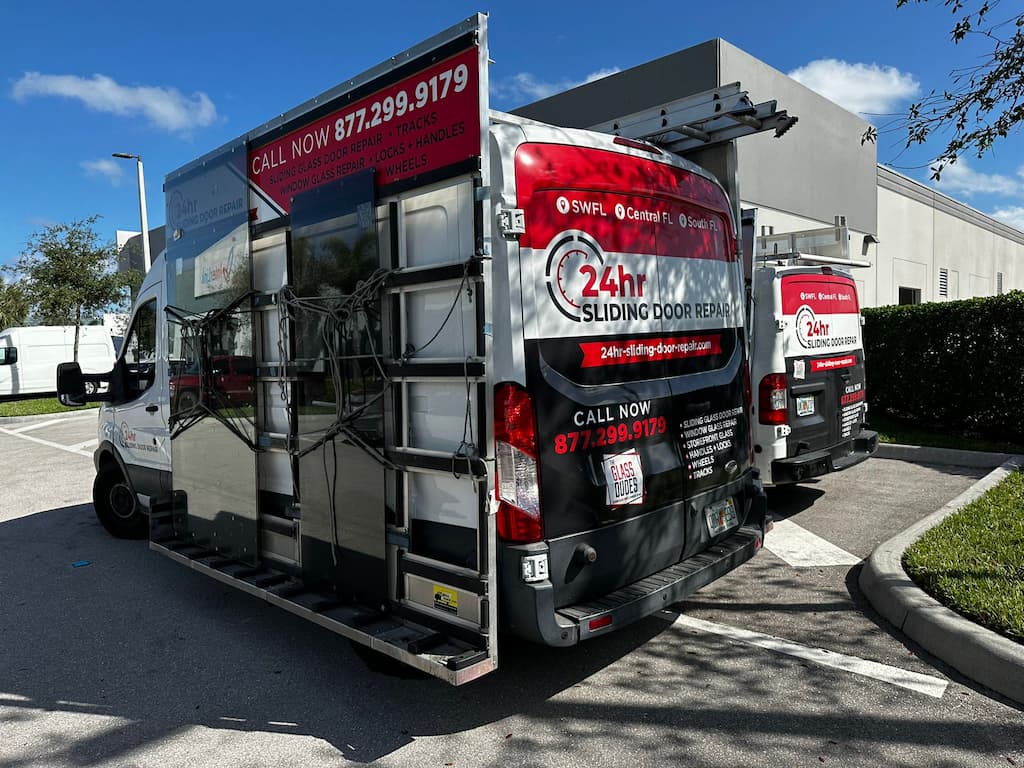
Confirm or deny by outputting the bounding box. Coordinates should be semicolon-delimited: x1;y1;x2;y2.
860;457;1024;705
0;408;99;426
874;442;1011;469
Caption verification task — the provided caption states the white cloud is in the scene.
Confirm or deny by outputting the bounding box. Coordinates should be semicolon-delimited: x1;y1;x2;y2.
492;67;620;104
582;68;621;85
991;206;1024;231
932;159;1021;198
788;59;920;117
12;72;217;134
80;158;125;186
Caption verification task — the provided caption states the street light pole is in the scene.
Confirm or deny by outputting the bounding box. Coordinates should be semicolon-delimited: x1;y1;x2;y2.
112;152;151;274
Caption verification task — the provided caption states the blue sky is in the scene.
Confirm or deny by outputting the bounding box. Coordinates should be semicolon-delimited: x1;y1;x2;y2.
3;0;1022;269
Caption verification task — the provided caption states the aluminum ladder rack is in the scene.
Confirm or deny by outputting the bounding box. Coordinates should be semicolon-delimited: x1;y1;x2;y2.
587;82;798;153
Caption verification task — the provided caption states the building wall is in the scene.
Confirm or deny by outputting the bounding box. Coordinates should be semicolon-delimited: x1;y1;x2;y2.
749;175;1024;311
718;41;878;236
116;226;165;275
513;41;721;129
875;168;1024;307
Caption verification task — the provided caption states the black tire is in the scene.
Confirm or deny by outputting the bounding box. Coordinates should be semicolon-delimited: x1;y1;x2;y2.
93;463;148;539
176;389;199;412
84;381;98;396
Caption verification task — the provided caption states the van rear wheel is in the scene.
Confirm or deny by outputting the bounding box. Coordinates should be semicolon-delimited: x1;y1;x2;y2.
93;464;148;539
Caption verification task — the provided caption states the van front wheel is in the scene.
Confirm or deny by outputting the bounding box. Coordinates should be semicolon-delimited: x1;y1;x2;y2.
93;464;148;539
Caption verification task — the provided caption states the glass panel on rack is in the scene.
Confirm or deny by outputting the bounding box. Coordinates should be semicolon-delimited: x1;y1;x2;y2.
163;140;258;564
164;141;255;434
289;169;387;596
289;169;384;444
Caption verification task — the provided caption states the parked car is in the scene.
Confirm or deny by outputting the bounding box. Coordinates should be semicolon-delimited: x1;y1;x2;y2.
169;355;255;411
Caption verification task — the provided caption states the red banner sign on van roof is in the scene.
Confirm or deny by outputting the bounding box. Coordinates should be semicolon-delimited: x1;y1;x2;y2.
248;47;481;214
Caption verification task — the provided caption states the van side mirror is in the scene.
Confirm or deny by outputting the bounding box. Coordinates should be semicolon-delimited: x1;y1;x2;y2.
0;347;17;365
57;362;87;406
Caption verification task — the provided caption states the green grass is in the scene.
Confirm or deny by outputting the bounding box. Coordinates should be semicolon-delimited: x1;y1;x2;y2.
0;397;95;417
903;470;1024;643
869;412;1024;454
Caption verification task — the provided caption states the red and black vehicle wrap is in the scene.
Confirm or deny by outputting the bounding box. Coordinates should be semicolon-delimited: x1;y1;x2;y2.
496;137;767;645
771;270;878;483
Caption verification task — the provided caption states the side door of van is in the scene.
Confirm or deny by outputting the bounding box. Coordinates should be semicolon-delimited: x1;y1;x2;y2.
105;284;170;500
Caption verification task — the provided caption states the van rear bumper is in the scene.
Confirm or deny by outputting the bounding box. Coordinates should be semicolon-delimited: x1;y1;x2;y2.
771;429;878;484
498;492;768;647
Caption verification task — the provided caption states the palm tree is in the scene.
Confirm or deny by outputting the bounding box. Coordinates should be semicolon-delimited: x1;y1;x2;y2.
0;277;30;330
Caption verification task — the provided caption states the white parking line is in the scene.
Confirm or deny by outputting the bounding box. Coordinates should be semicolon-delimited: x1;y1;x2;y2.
7;411;98;433
9;418;65;433
669;613;949;698
763;518;861;567
0;426;95;457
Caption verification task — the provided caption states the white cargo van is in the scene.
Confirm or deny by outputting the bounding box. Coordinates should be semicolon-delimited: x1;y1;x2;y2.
747;220;878;485
58;14;788;684
0;326;115;399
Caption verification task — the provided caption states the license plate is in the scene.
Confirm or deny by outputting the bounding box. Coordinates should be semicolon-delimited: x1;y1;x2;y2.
796;394;815;416
705;498;738;536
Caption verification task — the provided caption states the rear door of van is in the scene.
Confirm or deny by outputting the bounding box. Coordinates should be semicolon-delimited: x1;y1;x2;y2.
779;270;867;453
510;136;752;609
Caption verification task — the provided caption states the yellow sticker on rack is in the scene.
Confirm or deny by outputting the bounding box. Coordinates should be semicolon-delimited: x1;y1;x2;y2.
433;585;458;614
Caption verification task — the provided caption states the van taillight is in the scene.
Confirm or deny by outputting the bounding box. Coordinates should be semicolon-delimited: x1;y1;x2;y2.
758;373;789;425
494;383;543;543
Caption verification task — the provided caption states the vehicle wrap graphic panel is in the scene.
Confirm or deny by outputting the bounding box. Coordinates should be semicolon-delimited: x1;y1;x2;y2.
514;144;743;343
781;274;862;358
513;141;752;604
248;46;481;214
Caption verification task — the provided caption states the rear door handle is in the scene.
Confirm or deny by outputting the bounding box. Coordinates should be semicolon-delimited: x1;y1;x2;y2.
146;405;159;413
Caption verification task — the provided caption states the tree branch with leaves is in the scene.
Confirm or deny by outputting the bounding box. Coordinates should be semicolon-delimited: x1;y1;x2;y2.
864;0;1023;180
0;277;30;330
4;216;141;361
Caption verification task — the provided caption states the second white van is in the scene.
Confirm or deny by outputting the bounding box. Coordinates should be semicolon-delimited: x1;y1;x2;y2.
0;326;116;399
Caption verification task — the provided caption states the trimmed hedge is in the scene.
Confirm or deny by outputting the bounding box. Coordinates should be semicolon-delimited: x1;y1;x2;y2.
862;291;1024;442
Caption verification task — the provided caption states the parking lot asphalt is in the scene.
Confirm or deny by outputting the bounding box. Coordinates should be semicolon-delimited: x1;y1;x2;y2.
1;414;1022;768
0;409;97;519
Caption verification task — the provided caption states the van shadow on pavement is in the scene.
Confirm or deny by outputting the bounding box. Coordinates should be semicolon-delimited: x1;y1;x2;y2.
2;502;1021;766
0;503;677;763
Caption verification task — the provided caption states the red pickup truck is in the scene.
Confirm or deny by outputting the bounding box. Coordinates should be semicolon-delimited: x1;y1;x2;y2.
169;355;255;411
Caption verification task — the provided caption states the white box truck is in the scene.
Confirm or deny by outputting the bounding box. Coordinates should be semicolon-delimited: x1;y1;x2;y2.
58;14;784;684
0;325;115;399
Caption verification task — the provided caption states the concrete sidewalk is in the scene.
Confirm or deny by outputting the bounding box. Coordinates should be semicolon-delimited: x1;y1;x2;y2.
861;444;1024;705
